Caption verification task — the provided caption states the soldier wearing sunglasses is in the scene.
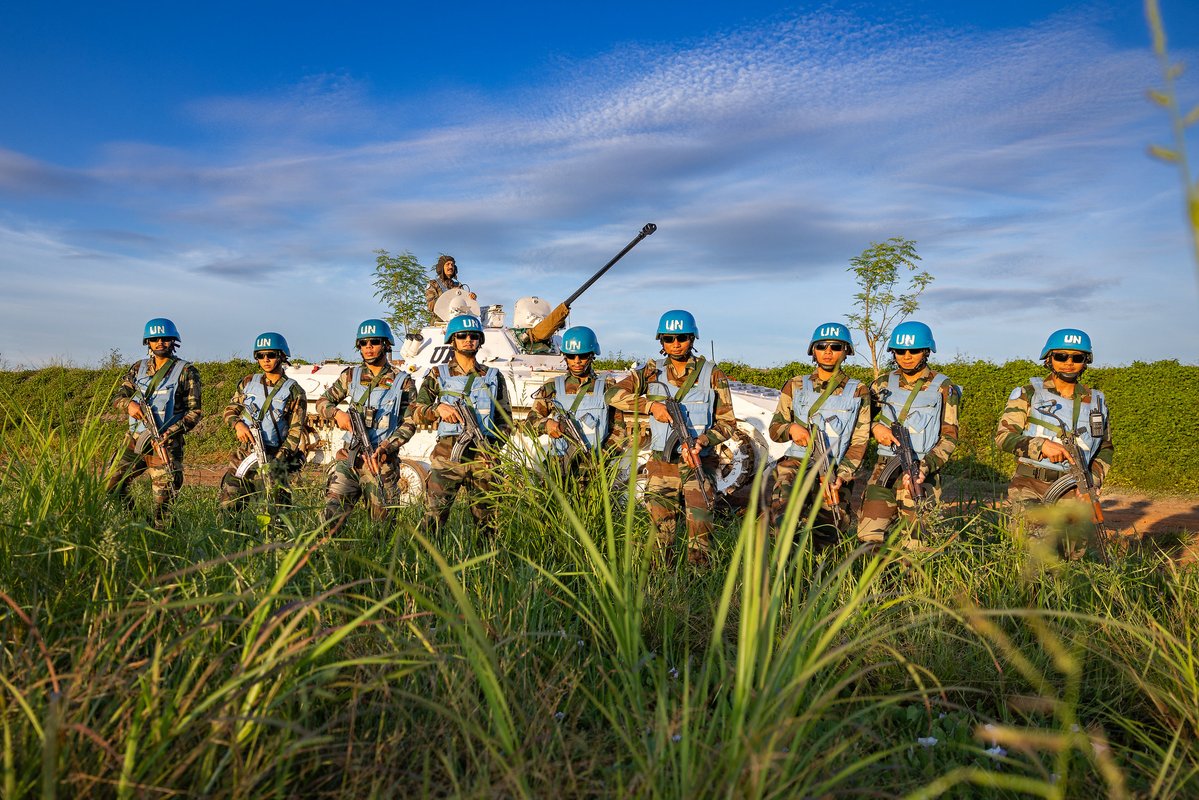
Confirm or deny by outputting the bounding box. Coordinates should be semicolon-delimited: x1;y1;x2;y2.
218;332;307;521
767;322;871;546
410;313;512;537
995;328;1112;506
316;319;417;533
105;317;203;526
525;326;625;475
858;320;961;549
608;310;736;568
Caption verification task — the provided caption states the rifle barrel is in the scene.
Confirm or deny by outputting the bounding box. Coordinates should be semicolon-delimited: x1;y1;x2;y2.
562;223;656;307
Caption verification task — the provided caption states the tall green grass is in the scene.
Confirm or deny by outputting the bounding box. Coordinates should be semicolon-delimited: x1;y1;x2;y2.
1;398;1198;798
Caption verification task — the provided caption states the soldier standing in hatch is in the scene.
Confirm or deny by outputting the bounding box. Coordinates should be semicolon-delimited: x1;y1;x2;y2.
425;255;477;322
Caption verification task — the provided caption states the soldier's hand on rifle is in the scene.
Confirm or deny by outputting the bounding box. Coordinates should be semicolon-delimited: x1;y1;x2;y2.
334;410;352;432
1040;440;1074;464
127;402;145;421
872;423;897;447
234;421;253;444
546;418;563;439
681;440;702;470
788;423;810;447
823;475;843;505
648;402;672;423
901;467;928;496
437;403;462;424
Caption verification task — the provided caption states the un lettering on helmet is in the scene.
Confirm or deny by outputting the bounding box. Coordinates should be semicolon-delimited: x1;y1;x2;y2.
896;334;916;346
820;326;842;338
1064;335;1083;345
149;325;166;336
665;320;683;331
256;337;270;349
361;325;377;335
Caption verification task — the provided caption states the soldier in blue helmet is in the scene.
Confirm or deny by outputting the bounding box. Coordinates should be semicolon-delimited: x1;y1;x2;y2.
767;322;872;547
858;320;962;549
315;319;418;533
104;317;203;525
609;310;737;567
995;328;1113;509
525;326;625;476
409;313;513;537
218;332;308;523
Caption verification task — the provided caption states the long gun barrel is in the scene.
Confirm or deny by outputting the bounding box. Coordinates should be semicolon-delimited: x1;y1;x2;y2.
658;396;713;506
348;407;392;505
134;400;171;466
551;407;591;462
809;428;843;525
529;223;657;343
877;390;925;503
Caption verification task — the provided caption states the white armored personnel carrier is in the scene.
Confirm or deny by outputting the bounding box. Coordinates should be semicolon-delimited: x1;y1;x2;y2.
285;225;790;504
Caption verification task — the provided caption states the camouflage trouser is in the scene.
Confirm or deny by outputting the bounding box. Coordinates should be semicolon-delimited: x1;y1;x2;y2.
104;435;184;524
218;446;295;516
768;456;852;547
858;459;942;546
1005;470;1092;558
321;449;402;533
644;454;717;556
421;438;498;537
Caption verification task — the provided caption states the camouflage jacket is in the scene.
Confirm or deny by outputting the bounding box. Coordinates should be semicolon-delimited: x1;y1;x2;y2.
315;362;418;450
410;359;513;436
768;370;872;481
869;368;961;475
525;372;626;448
994;375;1114;482
512;328;555;355
112;357;203;441
425;277;463;316
608;356;737;450
222;373;308;457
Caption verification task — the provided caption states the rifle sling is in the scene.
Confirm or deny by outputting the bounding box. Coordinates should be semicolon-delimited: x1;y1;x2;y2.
565;378;595;416
256;375;289;423
805;369;843;421
139;357;177;404
896;376;928;423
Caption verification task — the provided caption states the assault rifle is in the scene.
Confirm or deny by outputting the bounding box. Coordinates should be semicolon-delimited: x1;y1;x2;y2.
550;407;591;463
1034;401;1110;565
655;390;713;506
132;399;171;466
807;426;843;526
877;389;925;503
448;399;487;464
234;398;275;500
347;407;392;505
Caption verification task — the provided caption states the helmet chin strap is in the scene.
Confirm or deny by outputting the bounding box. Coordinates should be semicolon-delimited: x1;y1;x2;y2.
363;350;390;367
898;357;927;376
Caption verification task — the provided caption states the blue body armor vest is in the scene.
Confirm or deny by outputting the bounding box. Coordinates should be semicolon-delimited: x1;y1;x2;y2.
344;366;409;449
128;358;188;435
240;374;296;450
783;374;862;462
876;372;949;460
436;364;502;440
1018;377;1107;473
649;358;715;454
550;375;610;454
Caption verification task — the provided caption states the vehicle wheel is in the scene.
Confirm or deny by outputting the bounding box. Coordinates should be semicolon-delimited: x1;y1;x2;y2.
394;459;429;505
713;424;765;495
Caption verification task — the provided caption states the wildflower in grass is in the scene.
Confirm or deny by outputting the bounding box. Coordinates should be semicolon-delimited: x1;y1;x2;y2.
671;734;682;743
985;745;1007;759
554;711;565;721
917;737;938;747
668;667;679;679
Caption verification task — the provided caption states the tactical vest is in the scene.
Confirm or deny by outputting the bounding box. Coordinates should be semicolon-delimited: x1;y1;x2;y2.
436;363;502;440
876;372;949;460
128;358;188;435
649;358;715;454
1018;377;1107;473
344;365;409;449
550;375;609;454
240;374;296;449
783;374;862;462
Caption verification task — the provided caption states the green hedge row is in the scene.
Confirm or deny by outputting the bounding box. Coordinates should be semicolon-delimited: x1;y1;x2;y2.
3;359;1196;492
717;359;1199;494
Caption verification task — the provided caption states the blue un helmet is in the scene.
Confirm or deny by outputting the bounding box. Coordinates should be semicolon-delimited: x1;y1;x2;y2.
252;331;290;358
142;317;181;344
561;326;601;357
887;320;936;353
355;319;394;346
657;309;698;338
444;314;485;344
807;321;854;356
1040;328;1093;362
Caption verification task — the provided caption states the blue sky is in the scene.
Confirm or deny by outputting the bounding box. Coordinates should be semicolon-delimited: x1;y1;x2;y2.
1;0;1196;367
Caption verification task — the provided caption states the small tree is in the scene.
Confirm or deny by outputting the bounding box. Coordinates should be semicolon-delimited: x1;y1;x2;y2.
372;249;428;336
845;237;934;380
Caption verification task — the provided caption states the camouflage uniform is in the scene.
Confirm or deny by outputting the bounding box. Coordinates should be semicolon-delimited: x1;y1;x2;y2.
525;371;627;483
218;373;308;516
767;372;871;545
609;357;736;558
410;361;512;536
315;362;417;531
512;328;556;355
858;368;961;545
995;375;1113;504
105;357;203;524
